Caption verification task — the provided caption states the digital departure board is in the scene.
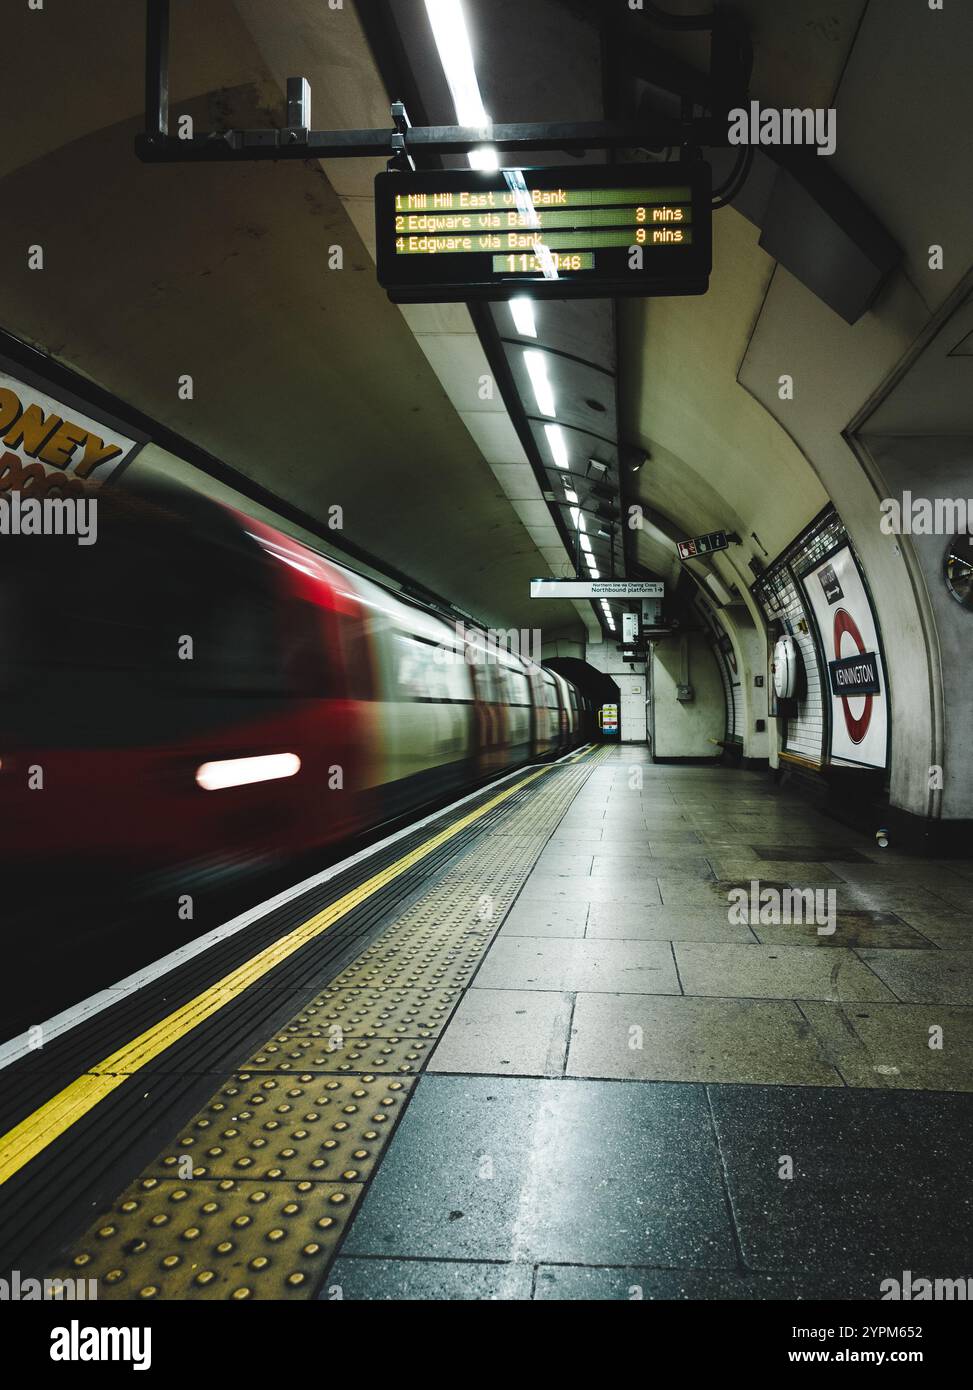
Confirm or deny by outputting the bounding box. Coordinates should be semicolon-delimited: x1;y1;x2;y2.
375;164;711;303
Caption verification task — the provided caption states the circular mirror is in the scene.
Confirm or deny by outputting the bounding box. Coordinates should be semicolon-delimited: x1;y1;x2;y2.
944;534;973;610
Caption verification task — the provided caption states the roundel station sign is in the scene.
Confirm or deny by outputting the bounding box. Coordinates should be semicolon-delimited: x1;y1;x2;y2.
832;608;874;744
799;544;887;771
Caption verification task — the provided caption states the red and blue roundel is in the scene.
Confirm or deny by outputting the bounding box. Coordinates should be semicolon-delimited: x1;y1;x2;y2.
833;608;873;745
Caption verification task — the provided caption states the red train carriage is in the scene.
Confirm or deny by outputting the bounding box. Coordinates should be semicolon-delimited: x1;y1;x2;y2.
0;479;587;874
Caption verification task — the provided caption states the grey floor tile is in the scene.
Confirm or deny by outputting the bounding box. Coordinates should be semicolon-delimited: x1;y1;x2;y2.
752;916;934;950
709;860;843;883
533;1265;882;1300
657;878;747;906
855;949;973;1005
890;911;973;949
936;858;973;874
566;993;841;1086
592;842;699;860
473;937;680;994
752;844;871;863
674;942;897;1002
519;876;663;907
832;865;971;890
800;1000;973;1091
340;1074;737;1266
709;1084;973;1270
324;1257;532;1300
534;852;594;875
586;830;655;845
586;869;670;886
585;903;756;943
827;888;955;914
591;856;715;879
429;989;572;1076
500;900;587;938
645;833;704;847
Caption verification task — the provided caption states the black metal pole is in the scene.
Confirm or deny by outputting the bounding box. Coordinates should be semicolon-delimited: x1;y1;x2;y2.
145;0;170;140
136;115;727;163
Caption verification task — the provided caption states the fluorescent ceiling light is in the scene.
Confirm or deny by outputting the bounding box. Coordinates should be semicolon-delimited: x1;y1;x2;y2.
544;423;569;469
424;1;498;170
510;298;537;338
196;753;301;792
580;535;592;553
424;0;487;123
564;487;578;504
525;350;556;417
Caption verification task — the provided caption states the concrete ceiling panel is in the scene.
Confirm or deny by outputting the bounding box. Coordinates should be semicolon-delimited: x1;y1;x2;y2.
412;334;505;415
459;411;530;465
489;464;545;500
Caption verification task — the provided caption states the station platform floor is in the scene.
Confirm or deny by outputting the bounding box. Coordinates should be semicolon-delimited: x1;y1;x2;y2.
3;745;973;1301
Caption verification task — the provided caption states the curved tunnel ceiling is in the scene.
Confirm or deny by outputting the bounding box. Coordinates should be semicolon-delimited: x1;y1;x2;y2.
0;0;585;638
1;0;971;755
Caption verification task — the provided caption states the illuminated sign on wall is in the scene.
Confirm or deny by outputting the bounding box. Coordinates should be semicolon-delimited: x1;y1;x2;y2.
375;164;712;303
531;579;664;599
599;703;619;736
678;530;728;560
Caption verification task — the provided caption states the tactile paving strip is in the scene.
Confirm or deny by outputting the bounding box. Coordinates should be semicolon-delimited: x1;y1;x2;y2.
52;751;606;1298
142;1072;414;1183
281;984;462;1039
65;1178;361;1300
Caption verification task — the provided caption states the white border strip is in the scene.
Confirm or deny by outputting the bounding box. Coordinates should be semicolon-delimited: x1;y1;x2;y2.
0;745;593;1071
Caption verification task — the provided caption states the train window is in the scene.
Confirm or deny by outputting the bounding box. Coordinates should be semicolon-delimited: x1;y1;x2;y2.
392;633;470;704
337;611;375;700
470;655;499;702
278;599;332;697
944;534;973;610
498;664;530;706
0;489;321;745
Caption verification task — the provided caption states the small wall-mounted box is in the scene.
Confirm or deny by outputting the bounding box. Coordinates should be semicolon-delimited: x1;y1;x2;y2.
676;683;694;703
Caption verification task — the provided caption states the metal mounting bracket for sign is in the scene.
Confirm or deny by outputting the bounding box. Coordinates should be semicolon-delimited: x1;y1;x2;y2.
387;102;416;174
284;77;312;148
137;0;729;164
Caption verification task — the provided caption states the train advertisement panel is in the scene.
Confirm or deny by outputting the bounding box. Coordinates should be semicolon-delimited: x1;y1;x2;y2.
0;360;141;498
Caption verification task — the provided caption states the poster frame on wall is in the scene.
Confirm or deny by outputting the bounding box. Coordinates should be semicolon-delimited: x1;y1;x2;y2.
0;351;146;493
794;536;892;775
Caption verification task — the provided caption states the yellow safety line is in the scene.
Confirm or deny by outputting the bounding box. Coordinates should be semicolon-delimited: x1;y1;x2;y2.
0;754;599;1186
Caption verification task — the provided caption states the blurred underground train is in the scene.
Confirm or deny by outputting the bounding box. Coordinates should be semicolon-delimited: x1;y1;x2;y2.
0;479;590;872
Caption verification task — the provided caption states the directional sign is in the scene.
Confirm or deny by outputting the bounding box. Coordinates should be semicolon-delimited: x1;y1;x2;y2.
677;530;728;560
376;163;712;303
530;579;664;599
